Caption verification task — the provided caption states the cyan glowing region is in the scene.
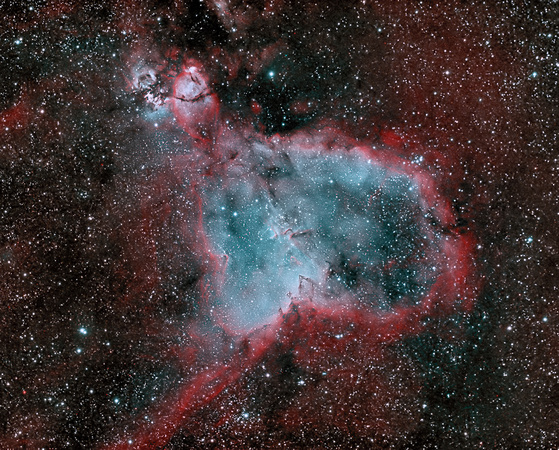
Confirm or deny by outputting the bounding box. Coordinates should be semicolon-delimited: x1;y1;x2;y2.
202;144;431;328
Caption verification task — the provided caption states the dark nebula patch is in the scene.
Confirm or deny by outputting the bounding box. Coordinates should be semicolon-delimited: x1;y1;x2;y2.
0;1;558;449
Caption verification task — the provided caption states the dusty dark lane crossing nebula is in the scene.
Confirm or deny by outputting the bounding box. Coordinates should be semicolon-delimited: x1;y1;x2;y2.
0;1;557;448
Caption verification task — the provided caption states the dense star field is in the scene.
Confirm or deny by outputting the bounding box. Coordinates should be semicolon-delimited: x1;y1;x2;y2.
0;1;558;448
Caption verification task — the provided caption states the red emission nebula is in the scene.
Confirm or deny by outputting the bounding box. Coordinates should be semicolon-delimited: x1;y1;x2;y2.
1;0;557;449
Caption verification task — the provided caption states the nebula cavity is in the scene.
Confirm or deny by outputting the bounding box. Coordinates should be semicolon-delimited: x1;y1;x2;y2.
201;139;446;329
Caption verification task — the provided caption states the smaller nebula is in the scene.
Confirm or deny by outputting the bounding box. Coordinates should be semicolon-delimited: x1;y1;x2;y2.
171;61;219;140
